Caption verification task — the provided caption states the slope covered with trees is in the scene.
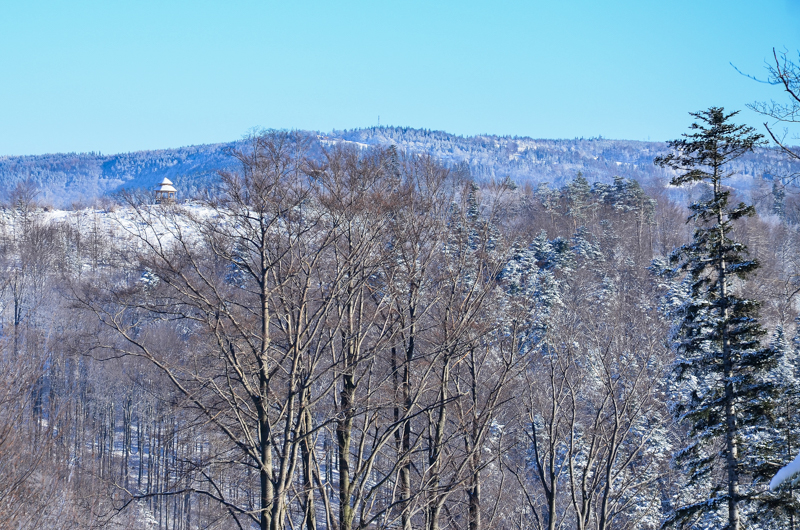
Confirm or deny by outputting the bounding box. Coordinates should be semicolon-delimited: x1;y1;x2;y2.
3;127;800;209
3;127;800;529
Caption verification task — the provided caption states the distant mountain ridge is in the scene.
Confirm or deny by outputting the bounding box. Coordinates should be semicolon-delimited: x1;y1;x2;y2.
2;127;799;207
0;142;240;207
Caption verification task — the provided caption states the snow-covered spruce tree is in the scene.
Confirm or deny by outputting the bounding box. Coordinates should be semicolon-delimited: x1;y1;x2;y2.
750;325;800;528
655;107;775;530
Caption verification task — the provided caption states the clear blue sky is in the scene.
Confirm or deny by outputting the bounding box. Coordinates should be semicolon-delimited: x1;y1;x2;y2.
1;0;798;156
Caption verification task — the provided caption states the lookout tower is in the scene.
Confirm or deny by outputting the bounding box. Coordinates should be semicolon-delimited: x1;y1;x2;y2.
155;177;177;202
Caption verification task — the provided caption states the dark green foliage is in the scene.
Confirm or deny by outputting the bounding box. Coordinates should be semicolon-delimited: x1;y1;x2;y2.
656;108;776;529
564;172;593;225
748;326;800;529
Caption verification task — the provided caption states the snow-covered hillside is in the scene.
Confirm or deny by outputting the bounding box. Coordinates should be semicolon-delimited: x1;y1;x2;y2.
2;127;799;207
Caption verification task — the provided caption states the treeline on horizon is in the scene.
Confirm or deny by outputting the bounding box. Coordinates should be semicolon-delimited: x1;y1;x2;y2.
2;123;800;530
3;124;800;210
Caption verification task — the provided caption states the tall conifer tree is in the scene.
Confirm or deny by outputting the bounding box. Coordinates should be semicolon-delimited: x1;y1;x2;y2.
655;108;774;530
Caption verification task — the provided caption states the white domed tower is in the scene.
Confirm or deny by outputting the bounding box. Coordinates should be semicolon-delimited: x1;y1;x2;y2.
155;177;177;202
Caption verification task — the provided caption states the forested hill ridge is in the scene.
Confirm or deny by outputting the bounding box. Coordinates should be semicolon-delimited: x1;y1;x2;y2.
2;126;799;206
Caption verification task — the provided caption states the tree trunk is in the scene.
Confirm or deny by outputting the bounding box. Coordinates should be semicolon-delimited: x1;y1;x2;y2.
426;357;450;530
716;174;740;530
301;409;317;530
337;371;355;530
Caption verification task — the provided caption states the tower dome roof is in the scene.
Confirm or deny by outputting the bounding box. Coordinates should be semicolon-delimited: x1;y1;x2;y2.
156;177;177;193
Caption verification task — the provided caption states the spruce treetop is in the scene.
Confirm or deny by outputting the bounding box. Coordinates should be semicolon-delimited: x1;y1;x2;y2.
655;107;765;187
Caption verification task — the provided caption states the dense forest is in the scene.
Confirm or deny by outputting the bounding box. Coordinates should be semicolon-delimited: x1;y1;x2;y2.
2;110;800;530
